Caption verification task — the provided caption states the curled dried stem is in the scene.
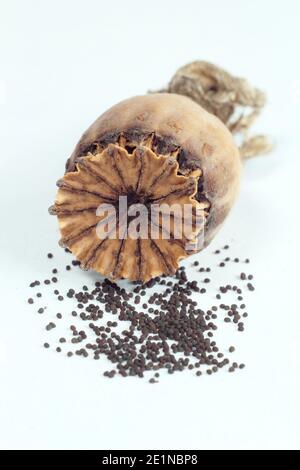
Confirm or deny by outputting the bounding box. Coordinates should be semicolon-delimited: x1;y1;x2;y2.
155;60;272;159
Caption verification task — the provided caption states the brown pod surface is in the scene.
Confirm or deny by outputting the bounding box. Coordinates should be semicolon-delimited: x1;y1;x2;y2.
50;93;241;282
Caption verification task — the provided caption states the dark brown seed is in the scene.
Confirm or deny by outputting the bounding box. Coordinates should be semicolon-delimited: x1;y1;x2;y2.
72;260;81;266
28;298;34;304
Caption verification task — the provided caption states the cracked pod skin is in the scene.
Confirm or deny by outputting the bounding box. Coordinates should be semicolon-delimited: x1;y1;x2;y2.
50;93;241;282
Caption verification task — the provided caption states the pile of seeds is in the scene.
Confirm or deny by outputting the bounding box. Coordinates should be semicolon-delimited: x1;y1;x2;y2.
27;246;255;383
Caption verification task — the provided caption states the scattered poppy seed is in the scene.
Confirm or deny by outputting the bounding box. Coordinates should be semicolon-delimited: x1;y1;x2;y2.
29;246;253;381
72;260;81;266
45;322;56;331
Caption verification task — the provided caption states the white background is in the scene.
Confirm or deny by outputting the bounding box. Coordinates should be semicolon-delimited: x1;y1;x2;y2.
0;0;300;450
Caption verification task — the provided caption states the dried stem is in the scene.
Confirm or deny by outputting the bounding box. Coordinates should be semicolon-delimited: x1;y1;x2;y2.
155;61;272;159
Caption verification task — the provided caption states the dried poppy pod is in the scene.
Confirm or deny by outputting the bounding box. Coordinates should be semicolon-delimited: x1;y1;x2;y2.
50;93;241;281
